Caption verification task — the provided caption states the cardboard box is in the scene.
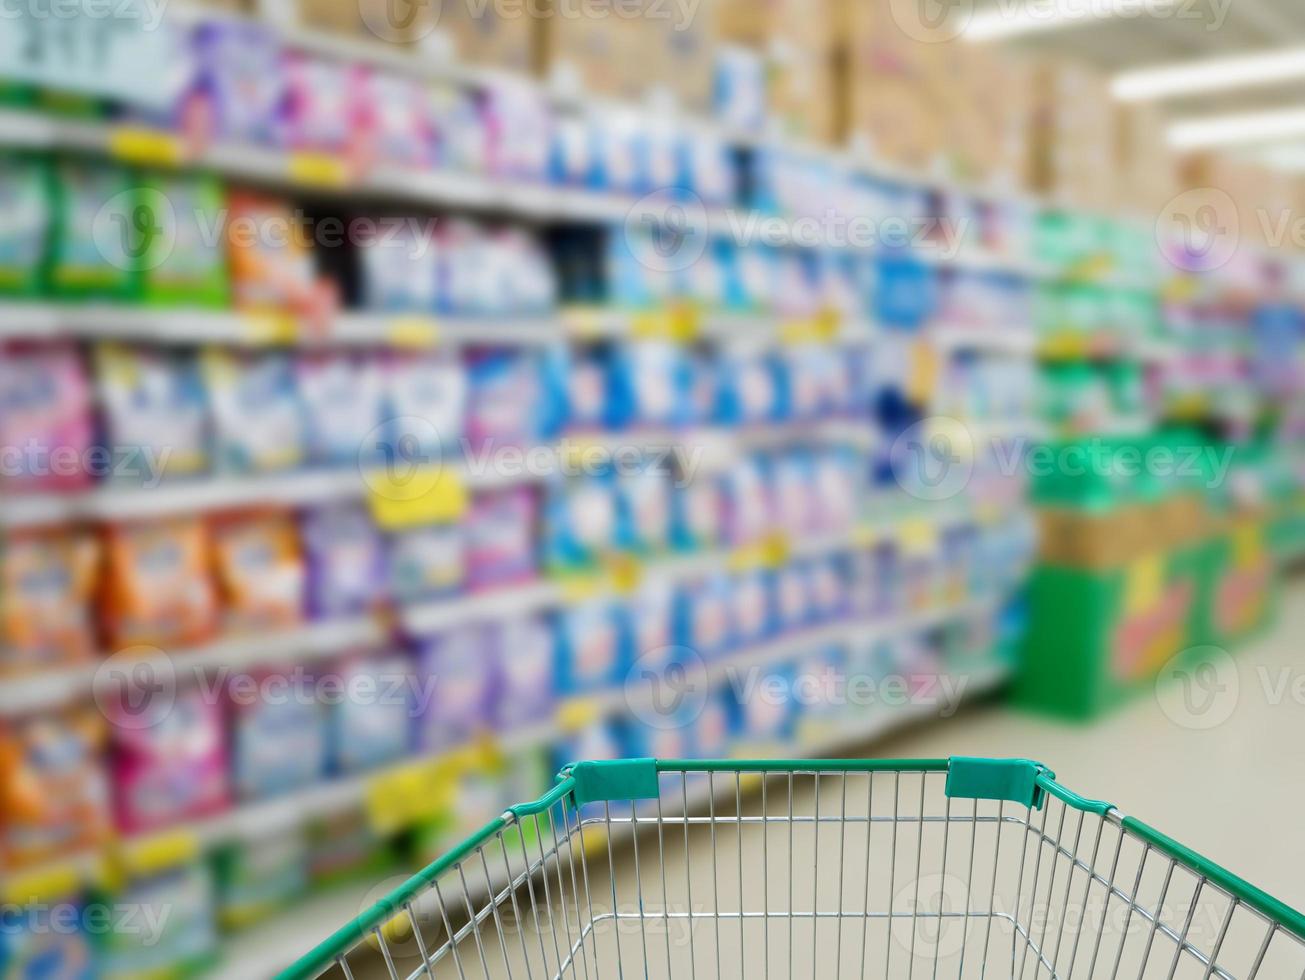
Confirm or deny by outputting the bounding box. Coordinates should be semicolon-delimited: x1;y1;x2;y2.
1036;504;1162;569
1027;61;1118;210
717;0;836;57
539;0;717;112
295;0;436;47
435;0;539;74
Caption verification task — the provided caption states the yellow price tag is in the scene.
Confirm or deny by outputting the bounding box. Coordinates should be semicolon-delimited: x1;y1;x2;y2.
604;552;644;594
852;523;884;548
242;311;298;345
760;531;790;568
108;127;184;167
387;316;440;349
906;338;939;404
366;758;451;834
897;518;938;555
3;862;85;905
288;152;349;189
117;830;200;877
1123;553;1164;615
558;570;605;603
1038;332;1090;361
728;541;765;572
1231;522;1264;569
557;696;602;732
668;302;701;342
366;467;469;530
631;309;669;340
563;306;607;340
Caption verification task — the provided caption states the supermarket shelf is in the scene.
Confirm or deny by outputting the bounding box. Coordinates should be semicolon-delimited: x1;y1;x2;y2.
0;420;875;530
932;325;1037;356
216;650;1011;979
0;500;1016;717
0;301;878;348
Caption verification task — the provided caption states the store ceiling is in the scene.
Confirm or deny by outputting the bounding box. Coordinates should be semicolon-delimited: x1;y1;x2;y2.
976;0;1305;115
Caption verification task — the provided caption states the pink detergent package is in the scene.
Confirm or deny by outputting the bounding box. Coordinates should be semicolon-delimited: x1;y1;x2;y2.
465;487;538;590
0;343;95;494
282;53;367;155
108;684;230;834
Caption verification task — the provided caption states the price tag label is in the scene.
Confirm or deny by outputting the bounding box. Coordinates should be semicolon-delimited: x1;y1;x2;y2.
563;306;607;340
116;830;199;877
241;311;298;346
897;517;939;555
557;696;602;732
108;127;184;167
365;467;469;530
3;862;84;906
366;758;450;835
906;338;940;404
604;552;644;594
386;316;440;349
288;152;349;189
0;0;186;109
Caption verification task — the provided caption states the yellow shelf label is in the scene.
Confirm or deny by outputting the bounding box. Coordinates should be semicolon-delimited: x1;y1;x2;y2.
1232;522;1265;569
366;467;468;530
117;829;200;877
632;304;700;343
906;338;940;404
1124;553;1164;615
604;552;644;595
241;311;298;345
386;316;440;349
557;696;602;732
563;306;606;340
897;518;939;555
366;758;450;835
558;570;604;604
108;128;185;167
3;862;85;905
288;152;349;189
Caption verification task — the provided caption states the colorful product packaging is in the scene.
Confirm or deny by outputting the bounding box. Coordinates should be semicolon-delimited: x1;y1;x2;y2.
0;154;52;297
300;503;386;617
0;342;96;493
1;528;100;675
0;707;111;868
228;666;327;801
296;352;385;467
201;348;307;473
210;511;306;631
215;827;308;930
464;487;537;590
386;523;465;603
100;517;218;648
327;652;413;773
413;626;497;751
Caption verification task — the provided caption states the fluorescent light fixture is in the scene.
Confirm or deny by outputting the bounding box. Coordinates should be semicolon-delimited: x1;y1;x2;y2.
1114;47;1305;101
965;0;1178;42
1168;107;1305;150
1252;143;1305;172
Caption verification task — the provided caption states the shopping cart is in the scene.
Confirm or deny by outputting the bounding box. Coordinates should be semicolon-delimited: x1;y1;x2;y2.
278;758;1305;979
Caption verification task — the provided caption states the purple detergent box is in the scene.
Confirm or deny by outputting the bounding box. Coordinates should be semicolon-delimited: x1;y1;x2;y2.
465;487;537;591
414;626;498;752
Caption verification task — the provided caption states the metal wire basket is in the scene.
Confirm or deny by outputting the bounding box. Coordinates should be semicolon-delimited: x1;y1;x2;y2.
278;757;1305;979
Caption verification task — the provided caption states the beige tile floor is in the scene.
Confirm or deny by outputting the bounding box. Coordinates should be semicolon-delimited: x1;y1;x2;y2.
308;580;1305;979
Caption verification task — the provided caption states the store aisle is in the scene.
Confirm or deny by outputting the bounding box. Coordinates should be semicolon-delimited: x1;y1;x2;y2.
868;576;1305;910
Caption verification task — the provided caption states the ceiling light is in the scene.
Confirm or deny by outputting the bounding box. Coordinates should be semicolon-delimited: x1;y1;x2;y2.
965;0;1178;42
1114;47;1305;101
1168;107;1305;150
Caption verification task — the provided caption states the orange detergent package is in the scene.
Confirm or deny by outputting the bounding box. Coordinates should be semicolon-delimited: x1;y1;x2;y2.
1;527;101;676
210;511;306;630
100;517;219;649
0;706;111;868
225;190;336;321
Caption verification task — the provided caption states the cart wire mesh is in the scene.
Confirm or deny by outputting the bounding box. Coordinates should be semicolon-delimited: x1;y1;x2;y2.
278;758;1305;980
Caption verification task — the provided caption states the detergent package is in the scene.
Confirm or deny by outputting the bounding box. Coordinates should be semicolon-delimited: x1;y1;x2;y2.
107;685;230;833
386;523;464;603
100;517;218;648
492;615;555;729
228;668;326;801
95;343;210;482
215;827;308;930
617;468;672;556
210;511;306;630
413;626;497;751
99;861;217;980
300;504;386;617
381;354;467;461
465;487;538;590
0;342;96;493
283;54;366;154
297;353;385;467
556;599;624;695
543;477;620;574
201;349;307;473
0;154;52;297
0;896;96;979
192;20;286;145
0;707;110;868
328;652;413;773
675;573;735;660
48;160;139;299
1;528;100;675
138;173;229;307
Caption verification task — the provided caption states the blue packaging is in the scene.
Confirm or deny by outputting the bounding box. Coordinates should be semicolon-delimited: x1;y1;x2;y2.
617;468;672;556
811;558;850;623
466;350;552;448
727;661;794;750
414;625;497;752
229;668;327;800
608;342;689;429
717;348;784;424
731;569;775;646
542;477;620;574
691;688;733;759
300;503;386;617
714;44;766;133
381;354;467;463
674;573;735;660
771;452;816;536
774;563;815;633
386;524;465;603
328;652;413;773
719;457;773;547
0;898;95;980
556;599;625;695
875;254;937;329
623;582;675;665
671;478;722;553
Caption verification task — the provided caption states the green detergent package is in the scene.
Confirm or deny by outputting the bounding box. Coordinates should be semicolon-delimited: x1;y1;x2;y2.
138;172;230;307
0;154;52;296
48;158;142;300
